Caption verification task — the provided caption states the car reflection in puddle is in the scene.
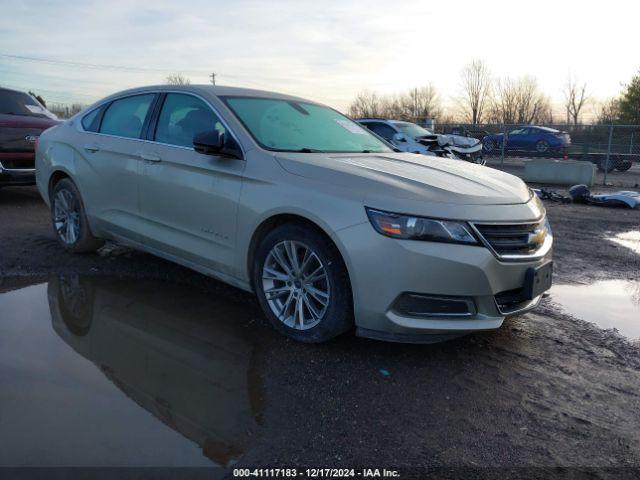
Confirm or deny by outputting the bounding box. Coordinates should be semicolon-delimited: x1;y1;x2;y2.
0;276;265;467
551;279;640;339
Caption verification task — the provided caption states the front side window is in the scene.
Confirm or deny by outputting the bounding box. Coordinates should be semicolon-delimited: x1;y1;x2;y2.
100;94;155;139
221;97;391;153
366;122;397;141
155;93;225;148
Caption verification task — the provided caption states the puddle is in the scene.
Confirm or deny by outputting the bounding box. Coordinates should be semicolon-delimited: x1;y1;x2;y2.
609;231;640;255
0;276;265;467
551;280;640;338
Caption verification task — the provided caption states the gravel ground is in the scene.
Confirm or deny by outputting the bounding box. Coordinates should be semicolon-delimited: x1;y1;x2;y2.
1;185;640;475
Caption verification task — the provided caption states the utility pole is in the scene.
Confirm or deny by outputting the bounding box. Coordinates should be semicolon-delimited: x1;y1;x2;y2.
209;72;216;86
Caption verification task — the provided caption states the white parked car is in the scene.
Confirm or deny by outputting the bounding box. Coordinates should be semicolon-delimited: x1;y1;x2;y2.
357;118;484;164
36;85;552;343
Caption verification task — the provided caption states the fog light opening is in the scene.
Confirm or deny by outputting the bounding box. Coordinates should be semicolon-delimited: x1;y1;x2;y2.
392;293;476;318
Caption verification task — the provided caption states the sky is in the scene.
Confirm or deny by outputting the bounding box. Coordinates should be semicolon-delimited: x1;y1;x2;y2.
0;0;638;118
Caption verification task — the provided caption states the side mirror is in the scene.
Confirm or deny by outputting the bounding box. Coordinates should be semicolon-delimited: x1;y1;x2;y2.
193;130;224;155
193;131;243;160
392;132;407;143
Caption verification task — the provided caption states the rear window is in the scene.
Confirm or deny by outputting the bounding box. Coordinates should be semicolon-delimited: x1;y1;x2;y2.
99;94;155;139
0;89;57;119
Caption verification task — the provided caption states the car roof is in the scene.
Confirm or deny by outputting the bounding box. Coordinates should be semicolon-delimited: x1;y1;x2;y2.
98;84;320;105
0;86;30;95
534;126;560;133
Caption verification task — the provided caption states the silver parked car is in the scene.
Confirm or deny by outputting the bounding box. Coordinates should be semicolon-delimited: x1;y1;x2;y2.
36;85;553;343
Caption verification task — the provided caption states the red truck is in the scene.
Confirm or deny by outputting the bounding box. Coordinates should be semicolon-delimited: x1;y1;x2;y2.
0;87;60;188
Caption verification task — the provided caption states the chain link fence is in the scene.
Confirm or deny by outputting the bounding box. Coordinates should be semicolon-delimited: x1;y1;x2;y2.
433;123;640;187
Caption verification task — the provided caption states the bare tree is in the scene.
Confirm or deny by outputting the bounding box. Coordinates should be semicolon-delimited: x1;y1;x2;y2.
48;103;84;119
348;90;383;118
165;74;191;85
349;86;441;122
563;75;589;125
489;76;550;124
399;85;441;122
596;97;620;124
459;60;492;125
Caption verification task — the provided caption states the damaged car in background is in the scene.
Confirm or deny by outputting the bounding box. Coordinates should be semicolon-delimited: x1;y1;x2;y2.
357;118;485;164
35;85;552;344
482;126;571;156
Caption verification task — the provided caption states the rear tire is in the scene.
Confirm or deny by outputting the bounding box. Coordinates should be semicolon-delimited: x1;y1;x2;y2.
253;223;353;343
615;161;633;172
51;178;104;253
535;140;550;153
597;158;617;173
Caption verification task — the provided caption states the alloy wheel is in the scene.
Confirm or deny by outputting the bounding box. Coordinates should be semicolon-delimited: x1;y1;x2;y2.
536;141;549;153
53;189;80;245
261;240;330;330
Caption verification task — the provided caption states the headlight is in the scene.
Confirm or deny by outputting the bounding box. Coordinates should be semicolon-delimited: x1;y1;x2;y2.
365;208;478;244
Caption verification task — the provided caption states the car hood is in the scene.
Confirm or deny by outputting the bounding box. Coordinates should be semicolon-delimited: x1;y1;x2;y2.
275;152;531;206
0;113;60;129
441;134;480;148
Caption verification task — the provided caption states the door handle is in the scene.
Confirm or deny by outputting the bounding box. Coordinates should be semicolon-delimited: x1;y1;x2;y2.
140;152;161;163
83;144;99;153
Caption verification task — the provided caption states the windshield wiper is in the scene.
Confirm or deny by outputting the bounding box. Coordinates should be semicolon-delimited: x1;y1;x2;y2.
297;148;325;153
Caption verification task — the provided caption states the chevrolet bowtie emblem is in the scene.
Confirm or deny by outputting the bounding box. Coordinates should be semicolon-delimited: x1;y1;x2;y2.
527;228;546;245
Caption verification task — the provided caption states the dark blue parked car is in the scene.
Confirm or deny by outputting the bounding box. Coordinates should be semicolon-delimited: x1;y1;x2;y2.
483;126;571;155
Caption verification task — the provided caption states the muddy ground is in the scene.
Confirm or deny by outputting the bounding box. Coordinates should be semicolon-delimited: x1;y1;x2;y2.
1;184;640;475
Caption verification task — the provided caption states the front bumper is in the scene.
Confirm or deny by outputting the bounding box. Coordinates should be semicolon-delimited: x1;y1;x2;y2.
0;161;36;186
336;222;552;341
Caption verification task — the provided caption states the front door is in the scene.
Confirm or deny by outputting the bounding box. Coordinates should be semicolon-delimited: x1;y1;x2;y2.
506;128;527;151
138;93;245;276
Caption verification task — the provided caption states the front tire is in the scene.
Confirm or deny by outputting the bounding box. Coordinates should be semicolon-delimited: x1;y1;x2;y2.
51;178;104;253
253;223;353;343
483;140;496;153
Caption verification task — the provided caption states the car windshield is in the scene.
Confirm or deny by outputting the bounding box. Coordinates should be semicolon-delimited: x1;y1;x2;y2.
391;121;433;138
0;90;57;119
221;96;392;153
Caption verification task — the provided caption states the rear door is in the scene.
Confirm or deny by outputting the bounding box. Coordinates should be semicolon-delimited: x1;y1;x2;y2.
521;128;540;150
138;92;245;276
79;93;157;241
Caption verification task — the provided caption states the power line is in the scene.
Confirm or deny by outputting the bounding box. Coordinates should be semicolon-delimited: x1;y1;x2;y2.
0;53;210;76
0;52;296;85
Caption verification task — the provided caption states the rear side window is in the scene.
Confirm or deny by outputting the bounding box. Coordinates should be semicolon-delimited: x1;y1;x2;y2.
81;108;101;132
100;94;155;139
154;93;225;148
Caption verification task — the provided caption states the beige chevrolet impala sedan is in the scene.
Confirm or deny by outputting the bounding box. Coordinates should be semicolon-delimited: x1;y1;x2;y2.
35;85;553;343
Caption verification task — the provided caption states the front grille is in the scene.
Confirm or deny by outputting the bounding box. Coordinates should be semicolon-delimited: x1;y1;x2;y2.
473;221;548;258
0;156;35;170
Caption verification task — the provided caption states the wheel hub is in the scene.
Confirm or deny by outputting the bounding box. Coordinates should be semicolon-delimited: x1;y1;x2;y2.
53;189;80;245
261;240;330;330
